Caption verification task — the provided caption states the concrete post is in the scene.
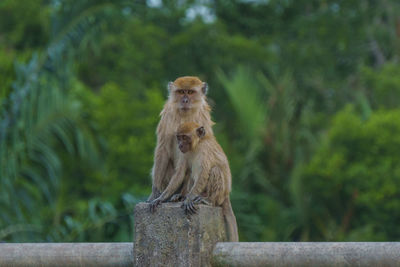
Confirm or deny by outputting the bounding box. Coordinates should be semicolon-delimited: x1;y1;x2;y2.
133;202;227;267
212;242;400;267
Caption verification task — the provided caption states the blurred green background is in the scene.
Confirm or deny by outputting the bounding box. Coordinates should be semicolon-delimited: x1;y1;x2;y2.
1;0;400;242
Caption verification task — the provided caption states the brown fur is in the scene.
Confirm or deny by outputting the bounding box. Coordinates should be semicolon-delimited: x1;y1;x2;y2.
152;122;239;242
174;76;203;89
177;121;201;134
147;77;214;202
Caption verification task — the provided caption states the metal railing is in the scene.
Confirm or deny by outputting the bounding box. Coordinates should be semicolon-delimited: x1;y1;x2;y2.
212;242;400;266
0;243;133;267
1;242;400;266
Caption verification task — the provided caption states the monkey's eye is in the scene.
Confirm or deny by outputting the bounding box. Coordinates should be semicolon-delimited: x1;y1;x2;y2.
177;89;185;94
187;90;195;95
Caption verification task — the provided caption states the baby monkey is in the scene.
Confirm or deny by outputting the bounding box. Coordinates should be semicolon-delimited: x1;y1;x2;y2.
150;122;239;242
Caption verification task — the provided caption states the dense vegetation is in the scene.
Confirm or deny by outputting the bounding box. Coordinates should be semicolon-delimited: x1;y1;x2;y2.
1;0;400;242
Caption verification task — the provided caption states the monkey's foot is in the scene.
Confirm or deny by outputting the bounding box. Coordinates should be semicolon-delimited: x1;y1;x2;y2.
149;198;162;213
193;196;211;206
182;197;197;215
169;194;186;202
181;196;210;215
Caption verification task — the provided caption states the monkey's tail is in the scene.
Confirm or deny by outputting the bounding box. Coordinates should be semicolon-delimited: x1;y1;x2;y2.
221;197;239;242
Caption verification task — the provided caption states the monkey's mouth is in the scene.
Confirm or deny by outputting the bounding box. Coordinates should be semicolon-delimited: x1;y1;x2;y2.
179;145;189;153
180;107;191;112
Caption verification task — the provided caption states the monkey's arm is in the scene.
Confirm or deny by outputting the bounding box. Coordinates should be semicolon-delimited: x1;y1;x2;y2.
158;159;187;201
149;159;187;212
187;167;209;198
170;169;191;202
182;166;210;214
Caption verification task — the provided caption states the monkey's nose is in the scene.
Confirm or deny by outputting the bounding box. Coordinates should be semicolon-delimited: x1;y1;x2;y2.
182;97;189;104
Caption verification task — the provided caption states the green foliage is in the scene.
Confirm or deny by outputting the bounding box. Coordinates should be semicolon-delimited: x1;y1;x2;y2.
78;17;167;89
88;82;163;196
302;106;400;240
0;0;49;49
361;63;400;109
2;0;400;243
219;67;311;241
0;72;100;241
0;0;140;241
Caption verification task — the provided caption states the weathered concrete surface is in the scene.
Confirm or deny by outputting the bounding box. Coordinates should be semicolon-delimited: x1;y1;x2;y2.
0;243;133;267
134;202;226;267
212;242;400;267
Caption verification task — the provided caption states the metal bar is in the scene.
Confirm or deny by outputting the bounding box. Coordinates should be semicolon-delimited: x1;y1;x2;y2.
212;242;400;267
0;243;133;267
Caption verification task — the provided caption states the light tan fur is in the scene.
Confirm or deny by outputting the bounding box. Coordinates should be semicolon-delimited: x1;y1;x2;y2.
152;122;239;242
147;77;214;202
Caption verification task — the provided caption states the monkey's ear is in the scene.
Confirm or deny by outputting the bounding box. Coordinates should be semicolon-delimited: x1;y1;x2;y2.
196;126;205;138
168;82;175;92
201;82;208;95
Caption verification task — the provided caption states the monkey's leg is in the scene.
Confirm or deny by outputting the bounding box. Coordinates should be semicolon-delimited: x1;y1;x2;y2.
168;169;191;202
149;162;175;211
206;167;238;241
148;143;172;202
147;160;174;202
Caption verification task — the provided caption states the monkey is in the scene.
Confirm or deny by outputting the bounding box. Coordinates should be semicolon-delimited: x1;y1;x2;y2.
147;77;214;202
150;122;239;242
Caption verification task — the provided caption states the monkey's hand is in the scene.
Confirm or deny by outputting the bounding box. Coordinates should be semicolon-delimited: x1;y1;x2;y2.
181;195;211;215
170;194;185;202
146;187;161;202
149;197;162;213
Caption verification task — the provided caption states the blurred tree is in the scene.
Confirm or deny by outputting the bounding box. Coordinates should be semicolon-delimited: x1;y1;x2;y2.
0;0;139;242
78;17;167;90
218;66;316;241
360;63;400;109
213;0;400;112
2;0;400;243
85;82;163;197
0;0;50;98
301;106;400;241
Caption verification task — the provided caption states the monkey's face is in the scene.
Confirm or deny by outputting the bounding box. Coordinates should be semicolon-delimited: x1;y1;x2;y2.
177;134;192;153
168;77;208;113
175;89;199;112
176;125;206;153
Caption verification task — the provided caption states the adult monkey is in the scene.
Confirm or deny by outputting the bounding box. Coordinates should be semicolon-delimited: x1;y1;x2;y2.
147;76;214;202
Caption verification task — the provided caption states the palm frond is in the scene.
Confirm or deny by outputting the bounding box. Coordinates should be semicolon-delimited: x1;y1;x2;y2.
217;66;267;144
0;0;134;241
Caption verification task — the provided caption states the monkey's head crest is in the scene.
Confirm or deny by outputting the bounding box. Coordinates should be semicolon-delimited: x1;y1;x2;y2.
168;76;208;95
